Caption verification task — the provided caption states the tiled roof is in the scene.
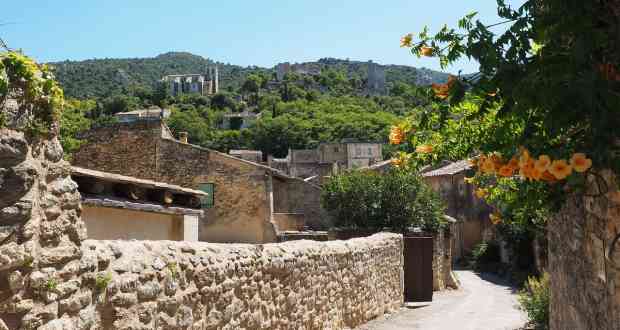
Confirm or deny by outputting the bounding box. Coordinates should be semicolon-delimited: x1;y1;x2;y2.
114;107;169;117
422;159;473;177
71;166;207;197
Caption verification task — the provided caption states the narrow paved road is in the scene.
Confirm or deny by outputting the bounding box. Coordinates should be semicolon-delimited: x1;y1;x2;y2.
356;270;527;330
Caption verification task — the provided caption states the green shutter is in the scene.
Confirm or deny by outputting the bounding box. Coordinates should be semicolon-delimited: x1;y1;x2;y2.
198;183;214;209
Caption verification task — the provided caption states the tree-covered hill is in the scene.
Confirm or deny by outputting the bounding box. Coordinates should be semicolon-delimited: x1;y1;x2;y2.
49;52;268;99
49;52;450;99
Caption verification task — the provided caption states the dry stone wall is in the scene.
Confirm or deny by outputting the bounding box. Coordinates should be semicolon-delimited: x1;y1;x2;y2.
79;235;402;330
548;170;620;330
0;127;86;330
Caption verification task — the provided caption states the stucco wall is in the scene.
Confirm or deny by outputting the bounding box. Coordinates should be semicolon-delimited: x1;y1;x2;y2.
82;206;183;241
199;151;275;243
548;170;620;330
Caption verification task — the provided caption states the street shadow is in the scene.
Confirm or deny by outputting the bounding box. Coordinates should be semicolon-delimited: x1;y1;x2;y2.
473;271;521;294
453;265;521;294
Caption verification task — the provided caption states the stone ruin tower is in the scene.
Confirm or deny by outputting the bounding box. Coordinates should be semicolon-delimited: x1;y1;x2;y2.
366;60;386;95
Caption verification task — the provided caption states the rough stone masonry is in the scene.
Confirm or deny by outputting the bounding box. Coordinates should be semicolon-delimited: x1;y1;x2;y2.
548;170;620;330
0;111;404;329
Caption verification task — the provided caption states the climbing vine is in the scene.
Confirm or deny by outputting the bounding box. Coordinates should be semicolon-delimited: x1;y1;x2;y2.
392;1;620;229
0;51;64;134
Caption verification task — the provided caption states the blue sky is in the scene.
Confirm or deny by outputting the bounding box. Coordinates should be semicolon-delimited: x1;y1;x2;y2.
2;1;523;74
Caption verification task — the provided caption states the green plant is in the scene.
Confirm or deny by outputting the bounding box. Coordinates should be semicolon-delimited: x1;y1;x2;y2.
45;278;58;291
393;1;620;239
321;168;446;232
22;255;34;268
95;272;112;292
518;273;550;330
166;262;179;280
469;241;501;272
0;51;65;135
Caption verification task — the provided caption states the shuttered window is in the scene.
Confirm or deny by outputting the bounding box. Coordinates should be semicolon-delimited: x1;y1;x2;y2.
198;183;214;209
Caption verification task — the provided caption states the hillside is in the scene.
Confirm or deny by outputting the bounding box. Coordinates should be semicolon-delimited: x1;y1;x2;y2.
49;52;450;99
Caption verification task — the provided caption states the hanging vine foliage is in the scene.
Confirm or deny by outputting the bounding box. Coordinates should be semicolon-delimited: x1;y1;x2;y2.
0;51;64;134
392;0;620;230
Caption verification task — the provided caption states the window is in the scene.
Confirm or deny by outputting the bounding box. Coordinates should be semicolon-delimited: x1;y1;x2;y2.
368;147;372;155
356;147;361;156
198;183;214;209
334;147;339;153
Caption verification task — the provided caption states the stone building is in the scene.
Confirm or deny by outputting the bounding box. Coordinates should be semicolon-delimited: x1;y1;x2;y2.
271;140;384;182
71;166;205;241
162;66;219;97
218;110;262;130
422;160;494;261
71;119;327;243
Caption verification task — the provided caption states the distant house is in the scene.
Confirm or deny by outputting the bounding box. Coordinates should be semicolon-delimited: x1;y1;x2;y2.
422;160;494;261
271;140;384;183
218;111;262;130
114;107;170;123
71;166;205;241
72;119;327;243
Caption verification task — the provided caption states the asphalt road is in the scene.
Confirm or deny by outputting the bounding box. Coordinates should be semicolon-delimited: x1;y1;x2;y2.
355;270;528;330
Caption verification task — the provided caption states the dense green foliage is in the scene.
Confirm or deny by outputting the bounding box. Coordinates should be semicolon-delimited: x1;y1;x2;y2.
0;51;64;134
518;273;550;330
59;99;94;157
54;56;438;158
49;52;450;99
50;52;271;99
321;169;446;232
469;241;502;272
393;1;620;254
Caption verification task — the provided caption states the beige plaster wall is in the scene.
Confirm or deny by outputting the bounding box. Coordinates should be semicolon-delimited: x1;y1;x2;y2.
82;206;182;241
199;151;276;243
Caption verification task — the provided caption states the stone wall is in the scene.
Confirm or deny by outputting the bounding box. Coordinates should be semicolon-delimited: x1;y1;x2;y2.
548;170;620;330
72;121;161;181
3;232;403;329
156;139;211;188
431;229;457;291
0;127;86;329
78;235;402;330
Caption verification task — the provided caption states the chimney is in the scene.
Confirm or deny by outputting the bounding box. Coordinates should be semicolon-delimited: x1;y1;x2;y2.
179;132;188;144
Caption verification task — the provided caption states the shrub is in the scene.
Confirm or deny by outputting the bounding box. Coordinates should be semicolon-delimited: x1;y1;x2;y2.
518;273;550;330
469;241;501;272
321;168;446;232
